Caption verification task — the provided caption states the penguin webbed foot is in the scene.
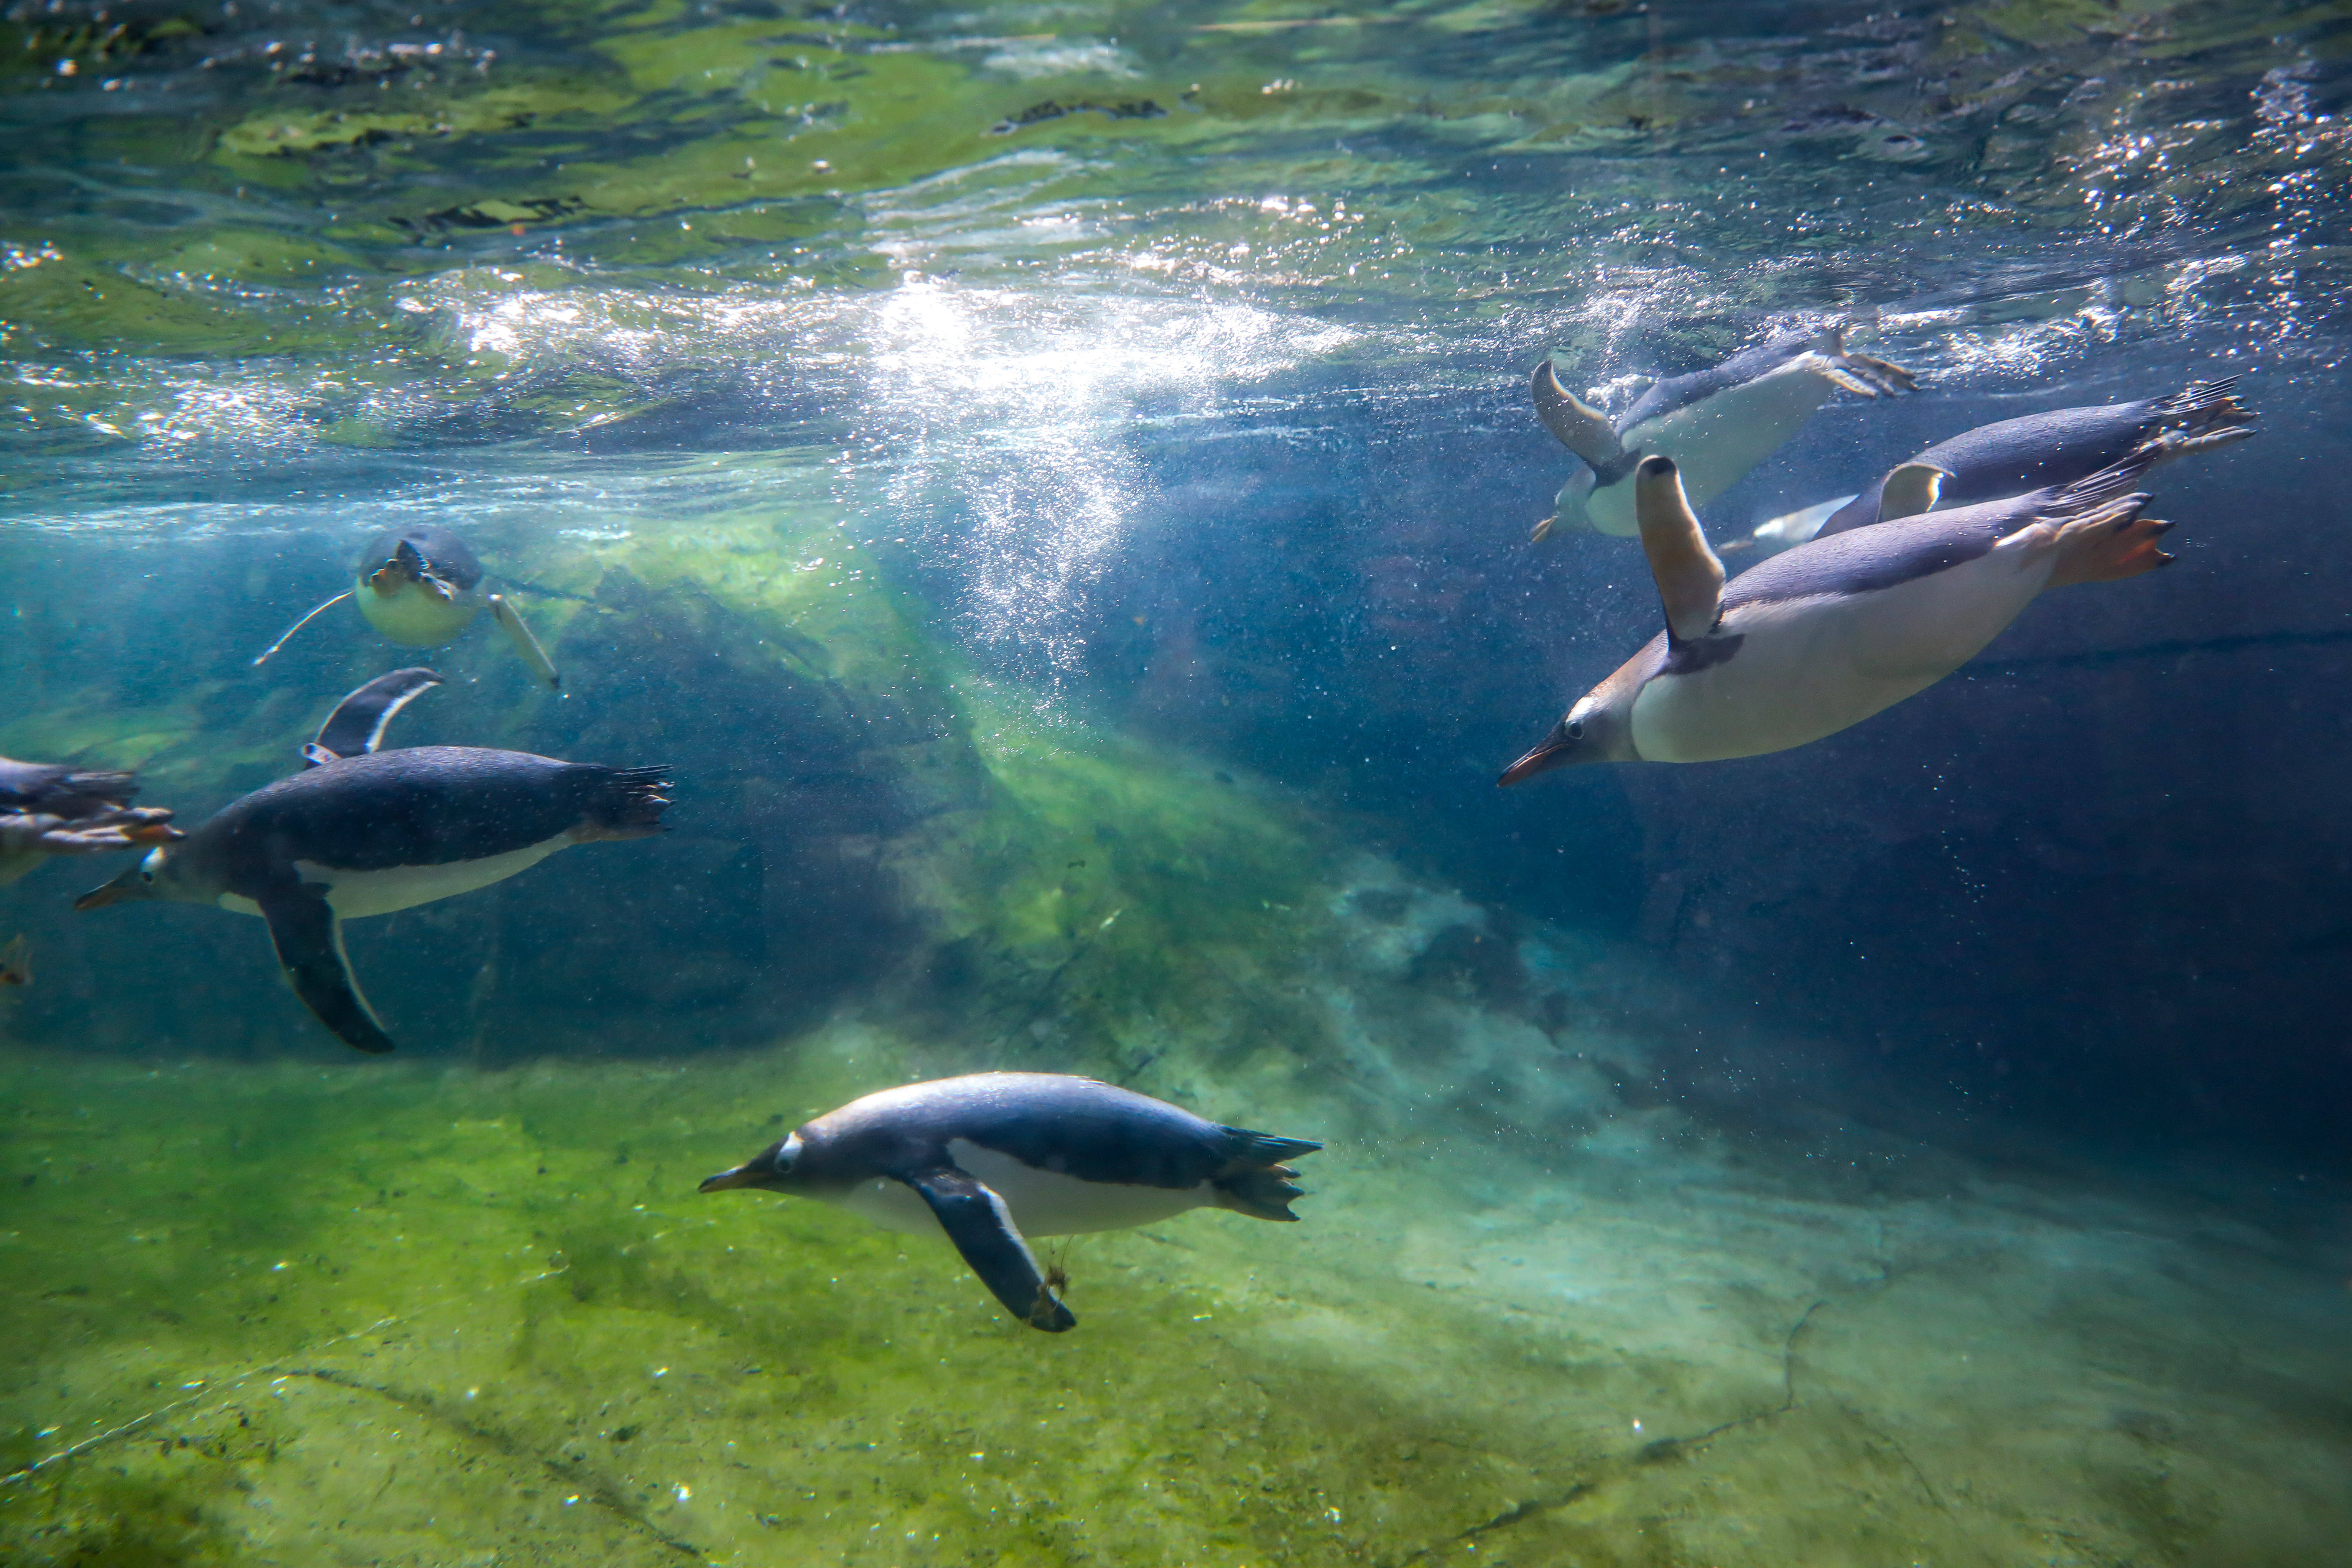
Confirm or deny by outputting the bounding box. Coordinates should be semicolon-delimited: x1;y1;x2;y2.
1822;350;1918;397
0;807;181;858
2145;424;2258;462
2044;494;2176;588
1211;1128;1321;1220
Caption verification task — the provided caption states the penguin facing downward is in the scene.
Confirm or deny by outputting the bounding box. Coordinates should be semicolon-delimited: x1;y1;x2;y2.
74;668;668;1053
1499;451;2176;779
253;525;563;689
1750;377;2255;549
1532;324;1916;540
701;1073;1320;1333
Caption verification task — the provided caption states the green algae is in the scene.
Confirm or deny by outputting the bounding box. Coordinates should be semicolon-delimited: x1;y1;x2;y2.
0;1043;1409;1565
0;484;1361;1073
7;1036;2352;1566
3;511;2350;1561
213;85;574;159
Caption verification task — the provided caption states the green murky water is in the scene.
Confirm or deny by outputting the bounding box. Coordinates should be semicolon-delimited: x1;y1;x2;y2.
6;0;2352;1563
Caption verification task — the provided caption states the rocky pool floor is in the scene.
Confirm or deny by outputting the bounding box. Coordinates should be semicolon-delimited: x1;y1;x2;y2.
2;1032;2346;1568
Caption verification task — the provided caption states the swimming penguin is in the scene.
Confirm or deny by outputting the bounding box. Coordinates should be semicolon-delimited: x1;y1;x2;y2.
0;757;178;885
1749;377;2255;549
73;667;668;1053
253;525;562;689
1498;451;2174;778
700;1072;1320;1333
1531;323;1916;541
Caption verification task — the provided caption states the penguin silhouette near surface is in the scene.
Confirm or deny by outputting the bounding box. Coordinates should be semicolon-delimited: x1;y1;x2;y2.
701;1073;1320;1333
1499;450;2177;780
1531;323;1917;541
74;668;668;1053
253;525;563;689
1749;376;2256;550
0;757;179;885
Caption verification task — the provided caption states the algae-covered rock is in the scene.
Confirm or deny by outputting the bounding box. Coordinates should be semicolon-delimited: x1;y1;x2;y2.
0;494;1636;1147
7;1019;2351;1567
0;500;990;1058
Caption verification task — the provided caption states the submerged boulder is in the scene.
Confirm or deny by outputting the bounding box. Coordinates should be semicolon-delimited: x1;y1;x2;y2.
0;506;1648;1153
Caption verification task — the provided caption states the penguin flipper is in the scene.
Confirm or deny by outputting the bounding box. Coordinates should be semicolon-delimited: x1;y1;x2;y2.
489;594;563;691
1531;360;1626;471
257;890;395;1053
1877;462;1948;522
1631;456;1727;643
251;591;355;668
306;668;443;766
902;1168;1075;1333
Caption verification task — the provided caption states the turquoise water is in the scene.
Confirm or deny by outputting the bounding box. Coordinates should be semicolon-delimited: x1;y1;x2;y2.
4;2;2350;1563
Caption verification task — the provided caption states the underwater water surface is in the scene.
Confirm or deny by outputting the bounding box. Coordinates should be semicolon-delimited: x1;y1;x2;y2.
4;0;2351;1563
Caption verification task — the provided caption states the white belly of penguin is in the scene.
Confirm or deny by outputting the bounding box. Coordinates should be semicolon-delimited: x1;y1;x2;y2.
358;581;483;647
215;837;572;919
834;1139;1211;1239
1588;366;1835;537
1629;548;2056;762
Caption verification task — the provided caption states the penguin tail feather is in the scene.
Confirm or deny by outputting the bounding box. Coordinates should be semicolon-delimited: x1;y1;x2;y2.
2050;449;2161;508
2159;377;2255;429
1211;1128;1321;1221
574;765;673;840
58;768;138;797
25;769;141;814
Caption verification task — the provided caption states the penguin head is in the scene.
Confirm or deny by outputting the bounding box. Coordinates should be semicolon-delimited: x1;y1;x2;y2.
1549;469;1598;533
355;528;486;647
72;844;204;911
1497;699;1634;785
698;1132;806;1194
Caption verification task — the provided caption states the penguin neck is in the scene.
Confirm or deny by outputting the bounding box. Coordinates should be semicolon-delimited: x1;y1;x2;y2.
1583;640;1666;762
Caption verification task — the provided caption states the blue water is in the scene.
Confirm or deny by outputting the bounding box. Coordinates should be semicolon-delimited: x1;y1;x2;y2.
3;2;2350;1562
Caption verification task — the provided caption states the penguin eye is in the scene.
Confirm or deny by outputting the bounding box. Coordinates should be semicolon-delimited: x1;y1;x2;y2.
1566;719;1586;741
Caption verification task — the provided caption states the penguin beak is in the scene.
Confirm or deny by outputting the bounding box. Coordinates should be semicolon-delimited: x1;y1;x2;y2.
698;1162;764;1193
72;879;131;911
73;851;161;911
1497;721;1577;787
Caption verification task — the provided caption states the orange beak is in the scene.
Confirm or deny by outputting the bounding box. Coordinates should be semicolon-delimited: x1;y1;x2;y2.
1496;720;1577;787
